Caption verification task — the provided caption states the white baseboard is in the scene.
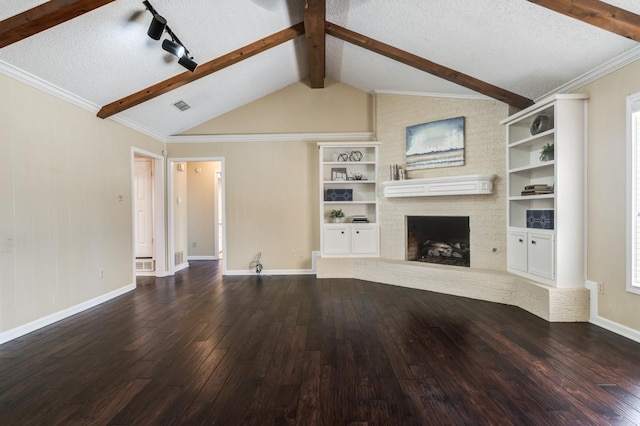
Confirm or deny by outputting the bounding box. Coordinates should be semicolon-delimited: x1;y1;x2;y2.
224;252;319;276
188;256;218;261
0;283;136;345
224;268;316;276
175;262;189;272
585;280;640;344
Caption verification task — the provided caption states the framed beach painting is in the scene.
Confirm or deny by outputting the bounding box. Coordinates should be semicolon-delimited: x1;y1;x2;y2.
406;116;465;170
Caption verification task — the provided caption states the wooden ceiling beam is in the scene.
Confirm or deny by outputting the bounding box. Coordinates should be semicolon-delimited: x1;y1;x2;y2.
325;22;534;110
97;23;306;119
303;0;326;88
0;0;116;49
527;0;640;42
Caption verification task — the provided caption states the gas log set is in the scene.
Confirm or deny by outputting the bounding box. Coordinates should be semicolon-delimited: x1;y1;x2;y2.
407;216;470;268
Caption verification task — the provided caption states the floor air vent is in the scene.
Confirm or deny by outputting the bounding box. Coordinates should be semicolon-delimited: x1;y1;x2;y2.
136;259;155;272
175;251;184;266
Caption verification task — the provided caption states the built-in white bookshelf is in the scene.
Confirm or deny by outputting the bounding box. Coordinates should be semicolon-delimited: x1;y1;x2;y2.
502;94;588;287
318;142;380;257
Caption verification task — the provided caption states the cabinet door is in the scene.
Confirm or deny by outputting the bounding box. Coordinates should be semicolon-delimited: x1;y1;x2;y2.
351;225;378;254
323;226;350;254
527;231;555;280
507;229;527;272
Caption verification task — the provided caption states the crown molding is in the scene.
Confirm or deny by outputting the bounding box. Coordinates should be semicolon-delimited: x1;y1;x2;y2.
0;59;99;112
535;45;640;102
0;60;169;142
166;132;375;144
374;89;492;101
110;115;168;142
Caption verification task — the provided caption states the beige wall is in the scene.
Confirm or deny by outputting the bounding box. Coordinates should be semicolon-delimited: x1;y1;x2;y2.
0;73;165;333
375;94;509;270
187;161;220;257
574;60;640;331
170;80;374;272
169;141;320;271
181;80;372;135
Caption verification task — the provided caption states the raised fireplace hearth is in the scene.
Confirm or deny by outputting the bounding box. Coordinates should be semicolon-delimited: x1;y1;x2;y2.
407;215;470;267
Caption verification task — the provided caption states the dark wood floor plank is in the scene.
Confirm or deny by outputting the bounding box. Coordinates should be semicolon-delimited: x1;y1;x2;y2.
1;260;640;424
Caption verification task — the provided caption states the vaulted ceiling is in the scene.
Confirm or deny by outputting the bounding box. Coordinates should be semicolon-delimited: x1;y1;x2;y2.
1;0;639;140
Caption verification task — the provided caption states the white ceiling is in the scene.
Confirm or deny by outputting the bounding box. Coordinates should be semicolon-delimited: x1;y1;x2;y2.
1;0;639;140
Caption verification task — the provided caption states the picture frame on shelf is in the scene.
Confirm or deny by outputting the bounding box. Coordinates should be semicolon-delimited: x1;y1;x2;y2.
331;167;347;181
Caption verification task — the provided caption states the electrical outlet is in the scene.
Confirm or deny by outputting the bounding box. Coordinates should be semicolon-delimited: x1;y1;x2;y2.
598;282;604;295
100;269;104;279
192;242;197;248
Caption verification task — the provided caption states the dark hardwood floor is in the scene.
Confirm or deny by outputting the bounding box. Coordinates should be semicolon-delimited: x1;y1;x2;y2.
1;261;640;425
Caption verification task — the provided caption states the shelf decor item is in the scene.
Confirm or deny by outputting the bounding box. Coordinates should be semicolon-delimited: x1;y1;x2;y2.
331;167;347;181
325;188;353;201
526;209;555;230
349;151;363;161
329;209;345;223
530;114;553;135
539;142;554;162
406;116;465;170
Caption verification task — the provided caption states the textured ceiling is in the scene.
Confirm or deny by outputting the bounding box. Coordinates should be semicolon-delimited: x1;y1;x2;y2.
0;0;639;139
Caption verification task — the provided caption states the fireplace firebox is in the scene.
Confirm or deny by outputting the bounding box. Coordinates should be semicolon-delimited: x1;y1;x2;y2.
406;216;470;267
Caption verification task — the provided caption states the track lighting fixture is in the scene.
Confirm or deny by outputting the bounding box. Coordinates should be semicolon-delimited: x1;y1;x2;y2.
147;14;166;40
142;0;198;72
178;55;198;73
162;39;185;58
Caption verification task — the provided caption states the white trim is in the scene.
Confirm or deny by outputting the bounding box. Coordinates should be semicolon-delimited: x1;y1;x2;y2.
0;283;135;345
500;94;589;125
0;60;168;142
166;132;375;143
382;174;495;197
374;89;492;101
115;115;167;142
0;60;99;112
175;262;190;272
131;148;167;278
224;269;316;276
167;157;227;275
226;252;319;276
188;256;219;260
586;281;640;344
535;46;640;102
627;93;640;295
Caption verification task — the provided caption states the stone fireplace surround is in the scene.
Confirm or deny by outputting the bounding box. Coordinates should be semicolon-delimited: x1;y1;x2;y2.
317;175;589;322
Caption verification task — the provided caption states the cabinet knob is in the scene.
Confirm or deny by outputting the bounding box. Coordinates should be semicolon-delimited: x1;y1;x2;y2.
356;231;360;234
341;231;344;234
518;238;523;243
531;240;537;245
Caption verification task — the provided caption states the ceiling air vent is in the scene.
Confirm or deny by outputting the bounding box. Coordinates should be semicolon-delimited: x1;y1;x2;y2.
172;100;191;111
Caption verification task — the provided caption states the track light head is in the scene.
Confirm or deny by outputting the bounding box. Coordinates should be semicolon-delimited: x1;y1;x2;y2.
162;39;185;58
147;14;166;40
178;56;198;72
144;1;197;72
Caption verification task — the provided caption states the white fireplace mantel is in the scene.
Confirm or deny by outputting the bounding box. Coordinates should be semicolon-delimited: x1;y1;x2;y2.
382;174;496;198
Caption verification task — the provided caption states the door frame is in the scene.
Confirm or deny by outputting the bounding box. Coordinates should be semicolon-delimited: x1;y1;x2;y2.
131;148;167;278
167;157;226;275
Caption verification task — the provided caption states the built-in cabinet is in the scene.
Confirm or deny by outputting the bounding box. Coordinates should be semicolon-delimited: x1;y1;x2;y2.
318;142;379;257
502;94;587;287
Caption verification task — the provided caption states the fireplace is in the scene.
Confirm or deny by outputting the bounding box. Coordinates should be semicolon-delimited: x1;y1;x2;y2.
406;216;470;267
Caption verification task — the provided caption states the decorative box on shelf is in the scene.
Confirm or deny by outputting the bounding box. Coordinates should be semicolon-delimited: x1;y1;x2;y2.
325;188;353;201
526;209;554;229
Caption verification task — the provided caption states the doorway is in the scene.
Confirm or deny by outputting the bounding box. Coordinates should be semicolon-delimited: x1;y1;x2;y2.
168;158;225;274
132;149;166;277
